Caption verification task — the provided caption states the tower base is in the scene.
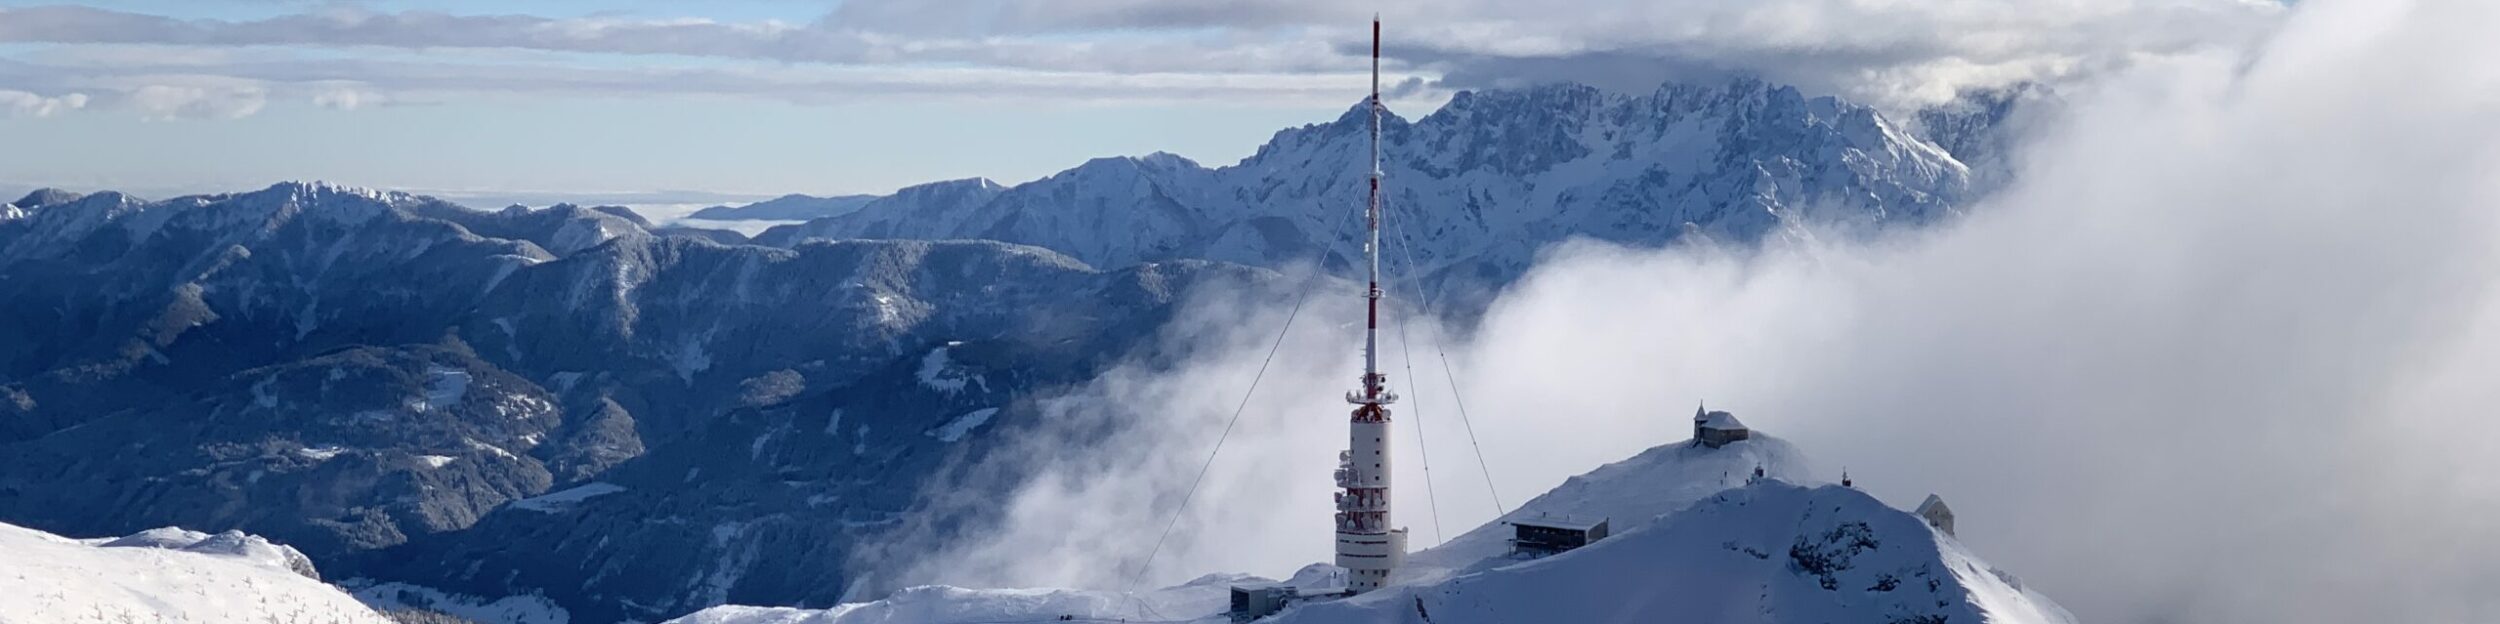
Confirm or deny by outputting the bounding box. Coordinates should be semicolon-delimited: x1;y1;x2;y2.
1333;528;1408;593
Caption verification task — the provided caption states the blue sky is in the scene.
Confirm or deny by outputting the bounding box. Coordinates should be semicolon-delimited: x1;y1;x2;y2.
0;0;2281;205
0;1;1370;201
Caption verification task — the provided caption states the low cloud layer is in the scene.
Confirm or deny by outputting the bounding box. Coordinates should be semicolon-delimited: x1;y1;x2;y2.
0;1;2280;117
865;0;2500;622
0;89;87;117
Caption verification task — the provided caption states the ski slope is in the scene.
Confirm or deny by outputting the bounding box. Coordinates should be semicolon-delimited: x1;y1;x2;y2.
667;432;2071;624
0;522;393;624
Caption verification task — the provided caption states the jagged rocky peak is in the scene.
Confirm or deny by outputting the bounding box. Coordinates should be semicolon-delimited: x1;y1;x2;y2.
1430;81;1612;127
1916;82;2054;191
751;75;1969;293
249;180;422;209
1408;82;1615;176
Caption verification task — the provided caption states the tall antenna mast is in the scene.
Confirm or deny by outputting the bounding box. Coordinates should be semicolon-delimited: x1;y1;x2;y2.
1334;14;1406;595
1365;15;1382;390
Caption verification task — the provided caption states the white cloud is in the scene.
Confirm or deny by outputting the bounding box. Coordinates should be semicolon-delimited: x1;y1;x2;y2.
309;83;386;110
0;90;88;117
129;84;267;121
861;1;2500;623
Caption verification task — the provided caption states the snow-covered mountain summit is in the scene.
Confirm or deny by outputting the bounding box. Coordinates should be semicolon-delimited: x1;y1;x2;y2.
0;522;394;624
759;78;1968;292
668;429;2069;624
1397;431;1814;585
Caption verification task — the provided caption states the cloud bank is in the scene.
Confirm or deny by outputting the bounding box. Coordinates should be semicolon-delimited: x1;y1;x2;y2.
0;0;2281;117
864;1;2500;622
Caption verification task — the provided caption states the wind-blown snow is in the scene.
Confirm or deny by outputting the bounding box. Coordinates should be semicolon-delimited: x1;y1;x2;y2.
671;334;715;384
915;343;986;394
927;408;999;443
510;482;628;513
0;522;392;624
422;366;472;411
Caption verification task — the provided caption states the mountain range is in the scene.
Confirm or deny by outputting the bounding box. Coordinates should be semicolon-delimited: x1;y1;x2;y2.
0;77;2023;622
755;79;1977;301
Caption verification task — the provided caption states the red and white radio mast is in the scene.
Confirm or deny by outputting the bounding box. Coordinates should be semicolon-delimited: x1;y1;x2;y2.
1333;15;1406;594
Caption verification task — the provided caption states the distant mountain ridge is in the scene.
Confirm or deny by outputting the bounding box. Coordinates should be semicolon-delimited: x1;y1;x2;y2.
759;78;1972;295
689;194;882;221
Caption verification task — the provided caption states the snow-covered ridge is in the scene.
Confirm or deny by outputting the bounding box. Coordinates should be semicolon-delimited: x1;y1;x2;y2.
757;78;1970;290
92;526;326;580
0;522;393;624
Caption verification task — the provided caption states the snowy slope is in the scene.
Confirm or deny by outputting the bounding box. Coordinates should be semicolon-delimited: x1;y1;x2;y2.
1398;434;1814;585
659;566;1352;624
664;582;1227;624
0;522;392;624
667;432;2068;624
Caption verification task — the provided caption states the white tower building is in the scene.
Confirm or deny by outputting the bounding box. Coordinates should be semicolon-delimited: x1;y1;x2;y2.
1333;17;1407;594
